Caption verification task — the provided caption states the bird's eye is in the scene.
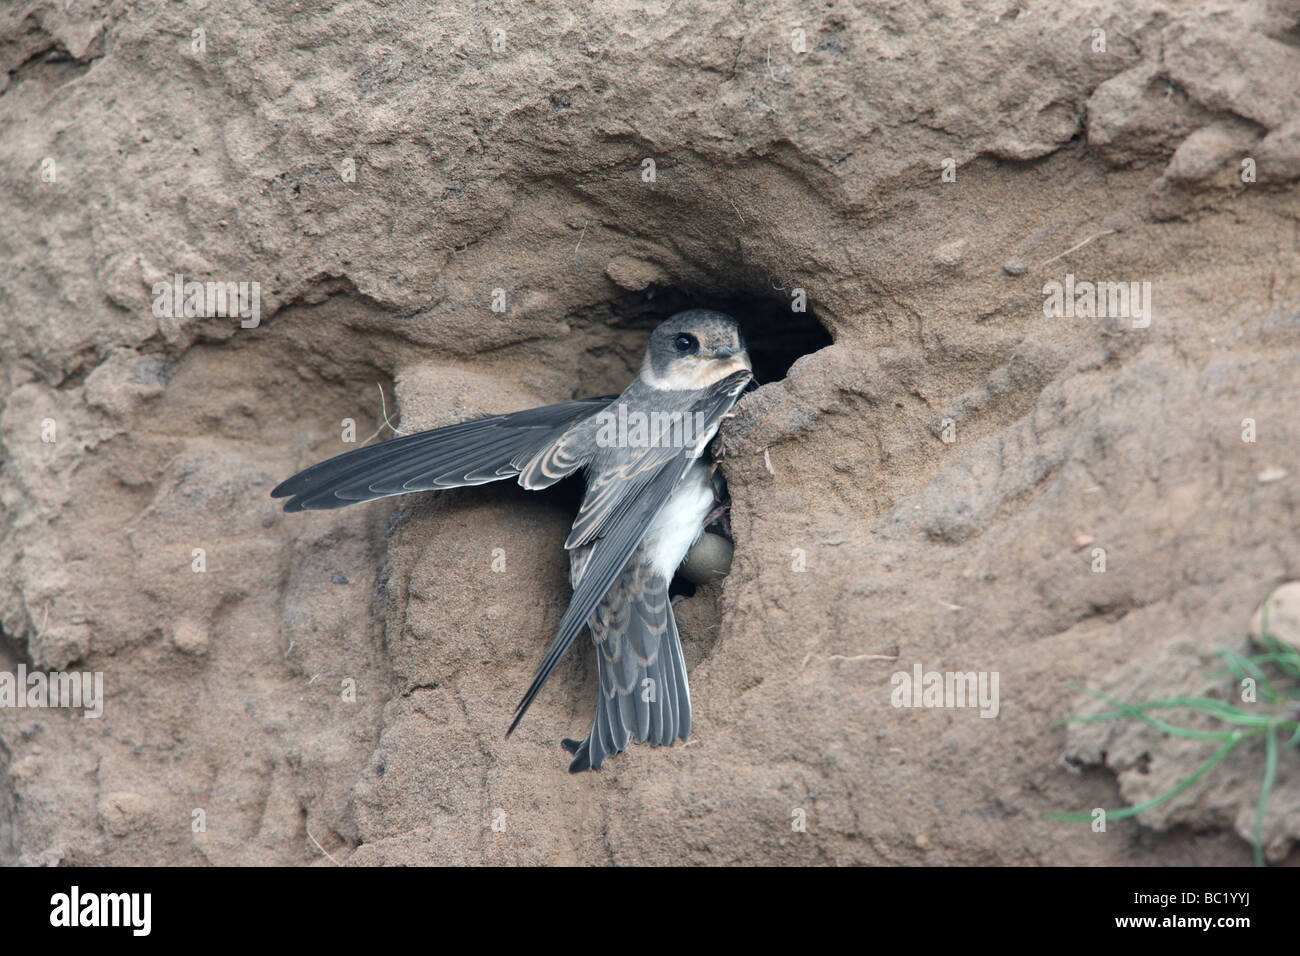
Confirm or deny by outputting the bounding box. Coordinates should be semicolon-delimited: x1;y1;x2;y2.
674;333;697;353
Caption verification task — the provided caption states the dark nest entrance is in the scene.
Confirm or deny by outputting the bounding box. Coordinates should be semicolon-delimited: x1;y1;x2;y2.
639;288;833;385
573;285;834;388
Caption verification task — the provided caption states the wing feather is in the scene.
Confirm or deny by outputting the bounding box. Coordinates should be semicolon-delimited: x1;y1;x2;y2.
271;396;612;511
561;553;688;772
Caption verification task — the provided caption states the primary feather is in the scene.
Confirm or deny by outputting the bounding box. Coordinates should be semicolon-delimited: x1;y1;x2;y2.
271;396;613;511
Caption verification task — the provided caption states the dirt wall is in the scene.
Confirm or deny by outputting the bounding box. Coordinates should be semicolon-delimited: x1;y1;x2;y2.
1;0;1298;864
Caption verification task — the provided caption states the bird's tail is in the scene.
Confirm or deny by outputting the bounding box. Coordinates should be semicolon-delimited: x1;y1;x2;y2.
562;552;692;772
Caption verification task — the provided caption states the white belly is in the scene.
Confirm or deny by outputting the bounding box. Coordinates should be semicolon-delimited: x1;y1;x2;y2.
641;458;715;580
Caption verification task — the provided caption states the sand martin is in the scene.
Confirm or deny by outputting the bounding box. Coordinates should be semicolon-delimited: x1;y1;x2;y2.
272;309;753;772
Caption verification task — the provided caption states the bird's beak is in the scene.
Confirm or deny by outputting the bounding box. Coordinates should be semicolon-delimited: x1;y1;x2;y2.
711;345;734;360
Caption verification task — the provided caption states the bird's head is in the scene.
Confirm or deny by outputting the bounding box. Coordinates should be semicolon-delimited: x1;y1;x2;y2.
640;309;752;390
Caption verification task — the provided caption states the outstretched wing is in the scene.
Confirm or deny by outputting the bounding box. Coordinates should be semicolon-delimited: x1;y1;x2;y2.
271;396;613;512
507;369;751;735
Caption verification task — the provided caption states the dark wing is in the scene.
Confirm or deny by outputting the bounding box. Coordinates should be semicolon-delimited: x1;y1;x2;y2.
271;396;613;512
561;548;691;772
507;369;751;736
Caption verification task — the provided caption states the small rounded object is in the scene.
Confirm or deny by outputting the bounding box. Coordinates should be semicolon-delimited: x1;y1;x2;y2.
1250;581;1300;651
680;532;734;585
1002;259;1027;276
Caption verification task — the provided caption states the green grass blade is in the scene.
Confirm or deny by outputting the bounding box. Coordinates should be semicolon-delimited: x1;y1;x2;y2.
1253;730;1279;867
1067;692;1274;729
1257;640;1300;681
1062;707;1240;741
1214;649;1278;704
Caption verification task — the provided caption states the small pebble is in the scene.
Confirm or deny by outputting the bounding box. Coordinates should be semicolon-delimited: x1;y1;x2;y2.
1249;581;1300;650
1002;259;1027;276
